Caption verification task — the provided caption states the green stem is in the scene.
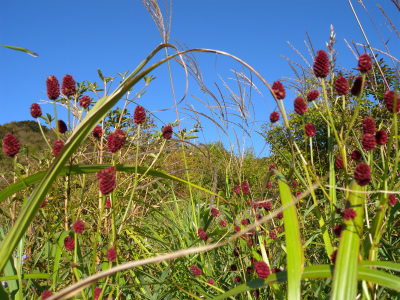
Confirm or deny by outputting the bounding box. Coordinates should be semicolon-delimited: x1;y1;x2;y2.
37;118;52;151
53;100;60;140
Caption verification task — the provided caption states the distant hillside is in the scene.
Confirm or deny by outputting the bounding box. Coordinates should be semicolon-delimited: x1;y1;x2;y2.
0;120;57;189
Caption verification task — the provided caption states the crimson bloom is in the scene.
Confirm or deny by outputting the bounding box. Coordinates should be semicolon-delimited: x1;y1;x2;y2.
362;134;376;151
313;50;330;78
134;105;146;124
362;117;375;134
58;120;67;134
72;220;85;233
241;181;250;194
162;125;173;139
343;208;357;220
294;97;307;115
358;53;373;74
79;95;91;108
375;130;388;145
388;194;397;206
30;103;42;118
64;236;75;251
190;265;202;276
255;261;270;279
384;91;400;113
41;290;53;300
46;75;60;100
106;248;117;261
92;125;102;139
61;74;76;97
336;156;343;169
270;111;279;123
335;77;349;95
351;150;362;161
351;76;364;96
107;129;126;153
198;228;207;241
271;81;286;99
97;166;116;195
307;90;319;102
53;140;64;157
3;133;19;157
305;123;316;137
354;163;371;186
211;208;220;218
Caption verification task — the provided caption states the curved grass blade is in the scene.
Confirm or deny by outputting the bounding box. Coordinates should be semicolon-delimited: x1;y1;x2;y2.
0;44;38;57
273;169;303;300
0;164;220;203
330;180;365;300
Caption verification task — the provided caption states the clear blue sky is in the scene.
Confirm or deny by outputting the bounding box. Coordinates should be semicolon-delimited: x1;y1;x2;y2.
1;1;399;156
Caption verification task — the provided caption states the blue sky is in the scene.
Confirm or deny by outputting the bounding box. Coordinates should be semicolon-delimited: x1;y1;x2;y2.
1;0;399;157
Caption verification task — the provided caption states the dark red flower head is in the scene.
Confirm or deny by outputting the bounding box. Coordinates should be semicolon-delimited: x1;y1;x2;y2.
41;290;53;300
333;224;343;237
271;81;286;100
313;50;330;78
40;200;46;208
46;75;60;100
335;77;349;95
305;123;316;137
241;181;250;194
190;265;202;276
61;74;76;97
58;120;67;134
351;150;362;161
107;129;126;153
198;228;207;241
92;125;102;139
234;225;241;233
331;250;337;264
291;180;297;189
79;95;91;109
354;163;371;186
105;198;111;209
384;91;400;113
362;134;376;151
247;266;253;274
230;264;237;271
3;133;19;157
254;290;260;297
234;276;241;283
336;156;343;169
375;130;388;145
211;208;220;218
106;248;117;261
53;139;64;157
295;190;302;197
388;194;397;206
358;53;373;74
241;218;250;225
72;220;85;233
94;288;102;300
277;212;283;220
233;185;241;194
260;201;272;211
162;125;173;139
307;90;319;102
269;164;276;171
269;231;277;240
97;166;116;195
220;220;227;227
362;117;375;134
351;76;365;97
30;103;42;118
255;261;270;279
64;236;75;251
343;208;356;220
207;279;214;285
134;105;146;124
270;111;280;123
294;97;307;115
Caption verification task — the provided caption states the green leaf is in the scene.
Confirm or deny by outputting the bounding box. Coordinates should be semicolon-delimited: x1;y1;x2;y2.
331;180;365;300
273;169;303;300
0;44;38;57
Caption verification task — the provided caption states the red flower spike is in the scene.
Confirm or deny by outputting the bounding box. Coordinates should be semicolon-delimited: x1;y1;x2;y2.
375;130;388;145
358;53;373;74
269;231;277;240
134;105;146;124
256;213;261;220
255;261;270;279
241;181;250;194
220;220;227;227
72;220;85;233
351;150;362;161
233;185;241;194
295;191;302;197
46;75;60;100
313;50;330;78
58;120;67;134
162;125;173;139
266;181;272;189
3;133;20;157
335;77;349;95
53;139;64;157
336;156;343;169
61;74;76;97
331;250;337;264
92;125;102;139
254;290;260;297
207;279;214;285
362;117;375;134
97;166;116;195
305;123;316;137
105;198;111;209
79;95;91;109
269;164;276;171
294;97;307;115
234;225;241;233
272;268;282;274
231;264;237;271
277;212;283;219
384;91;400;113
107;129;126;153
30;103;42;118
388;194;397;206
40;200;46;208
307;90;319;102
343;208;357;220
270;111;280;123
241;219;250;225
362;133;376;151
190;265;202;276
211;208;220;218
198;228;207;241
234;276;241;283
354;163;371;186
41;290;53;300
291;180;297;189
106;248;117;261
333;224;342;237
271;81;286;100
64;236;75;251
351;76;364;97
94;288;102;300
260;201;272;211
